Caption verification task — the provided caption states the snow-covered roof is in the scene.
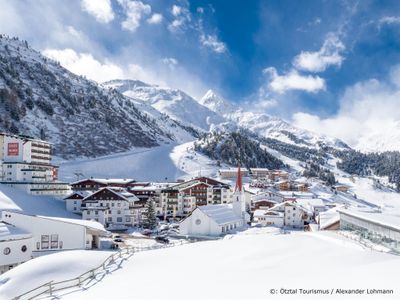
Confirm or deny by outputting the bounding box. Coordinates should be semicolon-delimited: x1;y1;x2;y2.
0;222;32;242
198;205;242;225
84;187;140;203
39;216;107;233
296;198;325;208
250;168;269;172
72;178;136;185
338;208;400;232
277;191;316;198
65;190;93;200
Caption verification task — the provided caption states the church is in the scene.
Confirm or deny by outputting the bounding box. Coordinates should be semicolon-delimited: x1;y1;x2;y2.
179;166;249;237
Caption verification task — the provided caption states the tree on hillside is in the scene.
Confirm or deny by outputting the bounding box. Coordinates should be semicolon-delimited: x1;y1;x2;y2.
142;199;157;230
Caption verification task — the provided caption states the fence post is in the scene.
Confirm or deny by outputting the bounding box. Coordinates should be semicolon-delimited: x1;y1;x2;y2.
48;282;53;296
78;276;81;287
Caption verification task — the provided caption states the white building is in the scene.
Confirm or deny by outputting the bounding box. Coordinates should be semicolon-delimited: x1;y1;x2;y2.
81;187;143;230
179;205;244;236
253;210;284;227
339;208;400;243
0;132;70;196
180;167;249;236
1;211;107;251
249;168;270;178
219;168;248;179
65;191;93;213
0;222;33;274
254;201;309;228
295;198;326;218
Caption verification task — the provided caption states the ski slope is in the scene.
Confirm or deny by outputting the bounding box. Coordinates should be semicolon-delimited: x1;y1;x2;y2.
2;229;397;300
57;142;221;182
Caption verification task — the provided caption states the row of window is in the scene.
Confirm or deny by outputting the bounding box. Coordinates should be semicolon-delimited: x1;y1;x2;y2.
39;234;62;250
221;223;238;233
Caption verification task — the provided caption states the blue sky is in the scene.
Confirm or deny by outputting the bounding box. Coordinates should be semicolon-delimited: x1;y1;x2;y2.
2;0;400;145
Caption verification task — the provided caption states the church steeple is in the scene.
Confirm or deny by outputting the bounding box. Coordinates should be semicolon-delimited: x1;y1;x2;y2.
235;165;243;192
232;164;246;220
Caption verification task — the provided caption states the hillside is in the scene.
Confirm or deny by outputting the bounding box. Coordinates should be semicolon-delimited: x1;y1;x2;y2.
0;35;195;158
194;131;285;169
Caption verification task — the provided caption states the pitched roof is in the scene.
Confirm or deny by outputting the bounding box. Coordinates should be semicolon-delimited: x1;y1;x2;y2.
198;205;242;225
83;187;139;203
71;178;136;185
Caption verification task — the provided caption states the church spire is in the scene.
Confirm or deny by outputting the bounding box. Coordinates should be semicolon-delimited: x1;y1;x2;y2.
235;165;243;192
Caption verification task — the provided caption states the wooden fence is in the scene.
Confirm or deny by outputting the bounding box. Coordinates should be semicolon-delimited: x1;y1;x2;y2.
13;240;186;300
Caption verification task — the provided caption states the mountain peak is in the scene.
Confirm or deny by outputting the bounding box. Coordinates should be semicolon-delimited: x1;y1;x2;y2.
200;89;236;114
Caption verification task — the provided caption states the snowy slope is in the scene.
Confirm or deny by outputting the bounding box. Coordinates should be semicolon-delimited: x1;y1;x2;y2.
0;250;111;299
0;184;79;218
104;80;224;131
6;229;398;300
56;142;222;182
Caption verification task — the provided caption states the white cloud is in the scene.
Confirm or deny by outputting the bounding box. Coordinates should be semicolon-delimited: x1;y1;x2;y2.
118;0;151;32
147;13;163;24
161;57;178;68
293;34;345;73
263;67;326;94
172;5;182;17
379;16;400;26
81;0;114;23
43;48;124;83
168;4;191;32
200;34;227;53
293;66;400;149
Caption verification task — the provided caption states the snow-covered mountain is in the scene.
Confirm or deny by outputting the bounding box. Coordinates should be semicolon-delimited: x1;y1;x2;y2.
199;89;349;150
104;79;224;131
0;35;196;158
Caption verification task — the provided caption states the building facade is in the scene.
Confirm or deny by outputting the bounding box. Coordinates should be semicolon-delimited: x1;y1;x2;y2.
81;187;143;229
0;132;69;196
0;222;33;274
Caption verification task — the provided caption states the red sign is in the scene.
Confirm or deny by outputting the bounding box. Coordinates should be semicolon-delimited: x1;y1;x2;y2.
7;143;19;156
53;168;58;180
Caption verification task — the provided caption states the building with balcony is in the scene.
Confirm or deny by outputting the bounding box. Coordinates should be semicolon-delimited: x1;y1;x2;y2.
0;132;69;196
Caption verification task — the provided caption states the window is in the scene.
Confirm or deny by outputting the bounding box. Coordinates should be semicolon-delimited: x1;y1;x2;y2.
73;207;77;211
117;217;122;222
95;210;99;215
59;241;63;249
117;210;121;214
41;235;49;249
51;234;59;249
111;203;115;207
21;245;27;252
36;242;40;250
222;226;225;233
108;217;112;222
3;247;11;255
74;201;77;204
126;217;131;222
